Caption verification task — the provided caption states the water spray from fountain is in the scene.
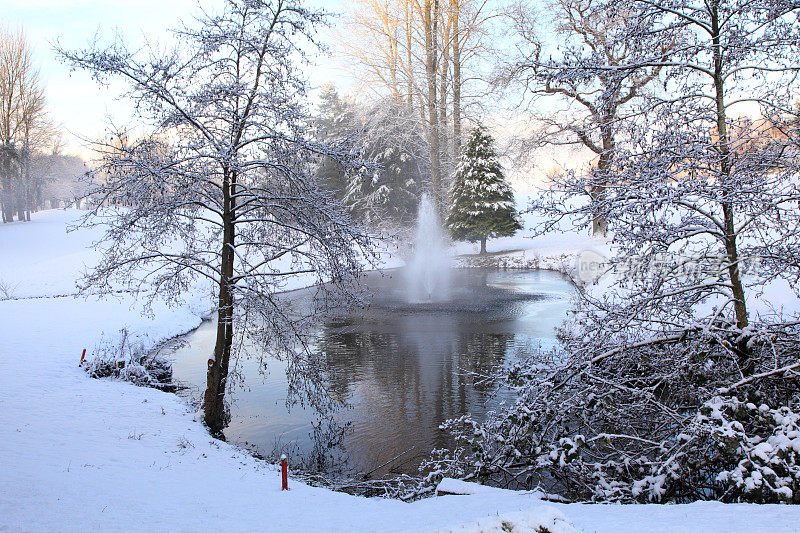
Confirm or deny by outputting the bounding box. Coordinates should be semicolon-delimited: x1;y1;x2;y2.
405;193;451;303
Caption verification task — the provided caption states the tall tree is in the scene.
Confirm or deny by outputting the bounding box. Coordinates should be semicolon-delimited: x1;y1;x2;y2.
423;0;445;209
313;87;429;228
446;126;520;254
450;0;463;158
502;0;668;235
342;0;494;210
60;0;375;433
18;60;47;221
584;0;800;359
438;0;800;503
449;0;493;160
0;27;48;223
343;97;428;227
313;84;356;201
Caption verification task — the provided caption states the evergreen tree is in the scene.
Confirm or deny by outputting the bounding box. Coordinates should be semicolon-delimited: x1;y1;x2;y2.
313;84;355;202
446;126;521;254
344;100;427;228
313;91;427;228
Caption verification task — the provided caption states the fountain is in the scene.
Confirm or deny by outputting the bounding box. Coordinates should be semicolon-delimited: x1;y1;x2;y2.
405;193;451;303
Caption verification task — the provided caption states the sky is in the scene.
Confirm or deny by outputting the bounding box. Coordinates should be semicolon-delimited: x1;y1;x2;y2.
0;0;353;157
0;0;567;190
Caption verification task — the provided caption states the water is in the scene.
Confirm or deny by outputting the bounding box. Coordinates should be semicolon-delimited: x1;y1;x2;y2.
404;193;451;303
170;268;573;477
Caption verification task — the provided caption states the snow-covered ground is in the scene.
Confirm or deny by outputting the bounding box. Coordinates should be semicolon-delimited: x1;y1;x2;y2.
451;198;597;258
2;209;800;532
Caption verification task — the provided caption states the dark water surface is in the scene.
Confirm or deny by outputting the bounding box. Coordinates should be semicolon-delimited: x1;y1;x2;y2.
171;268;573;476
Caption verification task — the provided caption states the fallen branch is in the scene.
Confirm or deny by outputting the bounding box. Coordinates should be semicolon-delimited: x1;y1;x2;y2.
717;360;800;394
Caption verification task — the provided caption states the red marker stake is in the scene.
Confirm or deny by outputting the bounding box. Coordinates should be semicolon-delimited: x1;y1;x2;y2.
281;455;288;490
79;349;86;366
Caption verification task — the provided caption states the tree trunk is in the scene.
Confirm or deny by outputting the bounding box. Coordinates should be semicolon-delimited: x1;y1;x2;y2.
23;147;31;222
591;139;611;237
710;0;750;374
405;2;414;109
452;0;462;159
1;155;14;222
204;169;236;433
480;236;487;255
1;195;12;222
381;3;400;102
440;6;451;176
424;0;442;209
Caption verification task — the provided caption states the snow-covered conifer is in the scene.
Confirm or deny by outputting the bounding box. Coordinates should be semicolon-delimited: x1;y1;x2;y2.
313;84;356;202
446;126;520;254
343;99;427;228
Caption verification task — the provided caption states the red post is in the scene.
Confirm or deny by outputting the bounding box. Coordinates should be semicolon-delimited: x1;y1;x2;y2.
281;454;288;490
79;349;87;366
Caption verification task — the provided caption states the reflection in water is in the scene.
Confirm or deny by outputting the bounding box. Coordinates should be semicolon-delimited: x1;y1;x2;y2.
170;269;573;477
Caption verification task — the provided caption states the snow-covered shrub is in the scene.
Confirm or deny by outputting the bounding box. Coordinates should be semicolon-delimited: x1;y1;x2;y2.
420;447;475;488
0;279;17;300
697;397;800;503
428;321;800;503
84;328;179;391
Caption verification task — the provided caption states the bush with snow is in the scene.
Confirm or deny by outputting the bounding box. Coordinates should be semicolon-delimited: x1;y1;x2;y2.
83;328;180;392
428;323;800;504
699;397;800;503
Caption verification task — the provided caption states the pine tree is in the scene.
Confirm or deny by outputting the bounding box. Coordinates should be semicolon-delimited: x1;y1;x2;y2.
344;99;427;228
446;126;520;254
314;92;429;229
313;84;355;202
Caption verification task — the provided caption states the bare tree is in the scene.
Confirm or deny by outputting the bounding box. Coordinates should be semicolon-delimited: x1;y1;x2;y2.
18;62;47;220
59;0;376;433
435;0;800;503
501;0;669;236
340;0;494;211
449;0;494;159
423;0;443;206
0;27;52;222
592;0;800;354
450;0;463;157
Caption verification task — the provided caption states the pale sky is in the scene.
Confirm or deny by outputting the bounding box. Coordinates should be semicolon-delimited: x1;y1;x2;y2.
0;0;565;191
0;0;353;157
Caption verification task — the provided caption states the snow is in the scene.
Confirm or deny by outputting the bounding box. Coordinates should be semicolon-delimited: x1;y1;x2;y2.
2;208;800;531
450;198;600;262
0;209;103;298
452;508;576;533
437;478;514;496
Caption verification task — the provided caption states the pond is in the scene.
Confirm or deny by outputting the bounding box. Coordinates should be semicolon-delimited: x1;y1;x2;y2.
170;268;573;477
